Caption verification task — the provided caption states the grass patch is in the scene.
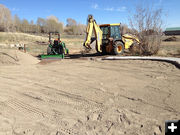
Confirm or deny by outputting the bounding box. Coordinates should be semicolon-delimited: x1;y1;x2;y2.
0;32;85;55
0;32;179;57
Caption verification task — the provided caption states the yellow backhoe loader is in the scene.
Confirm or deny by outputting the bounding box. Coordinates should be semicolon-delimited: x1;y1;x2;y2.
83;15;140;55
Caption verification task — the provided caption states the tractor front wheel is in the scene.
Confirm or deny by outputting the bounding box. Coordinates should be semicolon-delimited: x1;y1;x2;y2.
47;46;52;55
113;41;124;55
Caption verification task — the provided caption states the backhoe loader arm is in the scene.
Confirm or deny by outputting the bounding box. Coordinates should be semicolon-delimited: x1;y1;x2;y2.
83;15;103;53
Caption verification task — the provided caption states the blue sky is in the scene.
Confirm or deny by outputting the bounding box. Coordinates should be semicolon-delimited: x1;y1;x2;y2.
0;0;180;28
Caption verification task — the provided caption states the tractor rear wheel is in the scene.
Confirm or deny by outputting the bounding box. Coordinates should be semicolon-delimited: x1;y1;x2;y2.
113;41;124;55
58;45;64;55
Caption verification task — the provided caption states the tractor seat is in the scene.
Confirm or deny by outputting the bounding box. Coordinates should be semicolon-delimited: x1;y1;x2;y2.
54;40;59;46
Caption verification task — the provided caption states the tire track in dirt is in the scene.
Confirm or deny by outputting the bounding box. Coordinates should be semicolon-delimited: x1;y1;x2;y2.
4;98;81;135
0;75;106;134
2;71;179;117
116;93;180;114
0;71;107;111
147;72;180;114
20;81;113;126
2;69;180;116
161;86;179;114
21;85;103;113
0;60;179;135
0;73;108;119
5;99;47;119
2;80;113;135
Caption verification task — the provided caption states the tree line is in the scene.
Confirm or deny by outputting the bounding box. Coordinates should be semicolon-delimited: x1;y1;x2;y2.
0;4;86;35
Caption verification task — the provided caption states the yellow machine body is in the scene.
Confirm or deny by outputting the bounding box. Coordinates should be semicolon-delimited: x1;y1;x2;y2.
122;34;140;49
83;15;140;55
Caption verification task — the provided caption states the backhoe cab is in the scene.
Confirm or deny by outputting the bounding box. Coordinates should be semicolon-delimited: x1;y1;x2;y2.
100;23;124;55
83;15;140;55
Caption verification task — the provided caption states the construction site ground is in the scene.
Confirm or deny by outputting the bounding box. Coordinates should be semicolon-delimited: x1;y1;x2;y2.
0;49;180;135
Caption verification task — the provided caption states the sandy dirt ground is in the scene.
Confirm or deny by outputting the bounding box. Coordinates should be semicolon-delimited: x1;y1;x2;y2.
0;50;180;135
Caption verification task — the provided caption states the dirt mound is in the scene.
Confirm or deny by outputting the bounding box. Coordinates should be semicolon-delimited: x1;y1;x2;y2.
163;36;177;41
0;50;19;65
0;49;40;65
16;50;40;65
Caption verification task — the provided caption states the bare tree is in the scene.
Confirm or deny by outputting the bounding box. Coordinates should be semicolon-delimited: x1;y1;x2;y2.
120;24;135;35
0;4;83;35
47;16;59;23
46;16;63;33
0;4;12;31
21;19;29;33
65;18;85;35
37;17;46;26
66;18;77;26
13;14;21;32
72;24;86;35
129;6;163;55
36;17;46;33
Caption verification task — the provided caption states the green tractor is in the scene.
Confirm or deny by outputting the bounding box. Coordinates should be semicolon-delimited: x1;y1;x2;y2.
41;32;69;59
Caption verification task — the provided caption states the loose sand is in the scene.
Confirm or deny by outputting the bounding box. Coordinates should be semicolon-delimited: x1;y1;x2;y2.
0;51;179;135
0;49;40;65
